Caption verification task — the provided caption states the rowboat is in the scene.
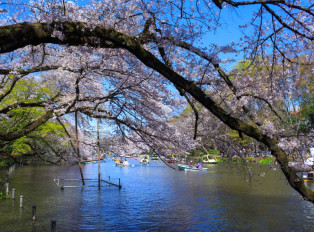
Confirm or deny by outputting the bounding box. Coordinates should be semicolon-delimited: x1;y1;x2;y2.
177;164;208;171
151;154;159;160
202;155;218;164
115;160;131;166
81;157;105;163
140;155;150;164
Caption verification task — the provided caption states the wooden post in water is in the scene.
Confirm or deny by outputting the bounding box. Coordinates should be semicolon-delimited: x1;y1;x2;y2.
12;188;15;199
75;110;85;186
20;195;23;208
51;220;57;232
109;176;110;184
97;108;101;189
5;171;9;196
5;170;9;183
32;205;36;222
61;179;64;190
5;183;9;196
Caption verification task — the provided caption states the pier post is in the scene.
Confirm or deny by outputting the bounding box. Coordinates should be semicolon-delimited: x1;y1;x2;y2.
5;183;9;196
12;188;15;199
5;170;9;183
32;205;36;222
119;178;121;189
51;220;57;232
75;111;85;186
97;107;101;190
20;195;23;208
61;180;64;190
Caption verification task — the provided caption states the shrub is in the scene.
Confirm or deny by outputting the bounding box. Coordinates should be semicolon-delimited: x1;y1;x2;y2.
258;158;273;164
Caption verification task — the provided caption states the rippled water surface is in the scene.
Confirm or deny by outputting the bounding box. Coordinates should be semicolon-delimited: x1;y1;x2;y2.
0;160;313;231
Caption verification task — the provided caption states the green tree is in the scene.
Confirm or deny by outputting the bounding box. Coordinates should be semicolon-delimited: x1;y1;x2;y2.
0;76;68;164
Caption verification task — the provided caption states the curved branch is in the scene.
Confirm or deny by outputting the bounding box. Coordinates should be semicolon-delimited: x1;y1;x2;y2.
224;0;284;7
0;66;59;75
0;110;53;141
0;75;21;101
0;101;50;114
224;0;314;17
262;3;313;40
240;94;284;121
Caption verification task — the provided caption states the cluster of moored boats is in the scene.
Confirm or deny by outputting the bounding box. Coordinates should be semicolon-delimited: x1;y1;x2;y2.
84;149;314;175
110;153;218;171
113;154;151;166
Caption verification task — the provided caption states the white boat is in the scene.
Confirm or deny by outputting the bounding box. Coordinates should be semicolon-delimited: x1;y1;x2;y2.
304;157;314;166
140;155;149;164
115;160;131;166
177;164;208;171
304;148;314;166
202;155;218;164
204;159;217;164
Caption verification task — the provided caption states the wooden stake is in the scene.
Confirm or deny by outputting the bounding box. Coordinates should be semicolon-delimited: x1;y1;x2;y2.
5;171;8;183
32;205;36;221
97;108;101;189
5;183;9;196
20;195;23;208
61;179;64;190
75;111;85;186
51;220;57;232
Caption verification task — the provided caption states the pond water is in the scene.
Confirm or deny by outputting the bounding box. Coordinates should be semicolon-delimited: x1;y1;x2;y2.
0;159;313;231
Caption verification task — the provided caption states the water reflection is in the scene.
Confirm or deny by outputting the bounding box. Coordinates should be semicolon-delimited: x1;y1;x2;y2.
0;160;313;231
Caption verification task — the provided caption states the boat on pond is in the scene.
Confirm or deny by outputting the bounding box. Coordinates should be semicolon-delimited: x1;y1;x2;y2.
151;154;159;160
166;154;176;163
304;157;314;166
81;157;105;163
201;155;218;164
140;155;150;164
115;160;131;166
177;164;208;171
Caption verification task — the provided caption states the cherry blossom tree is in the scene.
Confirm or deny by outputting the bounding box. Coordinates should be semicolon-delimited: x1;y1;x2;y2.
0;0;313;202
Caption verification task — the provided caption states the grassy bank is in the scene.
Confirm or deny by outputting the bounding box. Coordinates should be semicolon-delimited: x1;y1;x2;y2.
213;156;275;164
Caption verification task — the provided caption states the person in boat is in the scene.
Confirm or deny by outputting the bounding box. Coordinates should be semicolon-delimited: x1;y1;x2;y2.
188;161;193;167
196;160;202;169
